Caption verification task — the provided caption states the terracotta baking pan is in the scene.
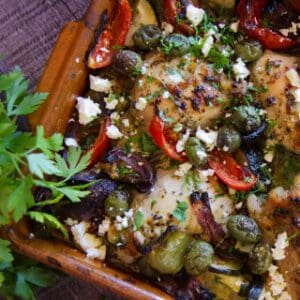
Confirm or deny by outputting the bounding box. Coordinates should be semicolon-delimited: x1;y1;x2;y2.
8;1;172;299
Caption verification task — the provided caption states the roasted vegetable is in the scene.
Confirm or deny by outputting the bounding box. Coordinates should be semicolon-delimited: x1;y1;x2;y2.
113;50;143;75
185;137;207;167
248;243;272;275
147;231;191;274
227;215;261;244
133;25;162;50
105;190;130;218
209;256;244;275
235;41;263;62
161;34;190;56
217;126;241;153
184;241;214;275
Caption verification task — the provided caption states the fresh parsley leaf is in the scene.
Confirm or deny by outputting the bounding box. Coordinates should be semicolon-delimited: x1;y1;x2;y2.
54;185;90;203
27;211;68;239
150;199;157;209
207;47;230;70
15;274;35;300
173;201;188;222
0;239;13;267
133;211;144;231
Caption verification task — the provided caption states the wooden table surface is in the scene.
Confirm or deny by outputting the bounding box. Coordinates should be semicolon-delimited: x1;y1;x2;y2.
0;0;112;298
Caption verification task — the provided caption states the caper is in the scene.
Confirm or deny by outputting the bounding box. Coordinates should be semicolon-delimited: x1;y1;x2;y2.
248;243;272;275
113;50;143;76
161;34;190;57
185;137;208;167
105;190;129;218
227;215;261;244
184;241;214;275
147;231;191;274
217;126;241;153
235;41;263;62
133;25;162;50
230;106;262;134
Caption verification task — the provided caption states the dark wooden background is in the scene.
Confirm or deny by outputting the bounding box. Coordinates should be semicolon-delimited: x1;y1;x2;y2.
0;0;111;298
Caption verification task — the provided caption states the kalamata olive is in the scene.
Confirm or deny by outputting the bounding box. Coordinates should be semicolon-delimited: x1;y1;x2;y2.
235;41;263;62
185;137;207;167
161;34;190;56
133;25;162;50
217;126;241;153
227;215;261;243
147;231;191;274
248;243;272;275
184;241;214;275
113;50;143;76
230;106;262;134
104;190;130;218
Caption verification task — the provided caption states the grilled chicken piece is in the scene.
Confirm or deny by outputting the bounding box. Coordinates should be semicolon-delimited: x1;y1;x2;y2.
131;169;235;238
131;51;230;130
252;50;300;154
249;183;300;299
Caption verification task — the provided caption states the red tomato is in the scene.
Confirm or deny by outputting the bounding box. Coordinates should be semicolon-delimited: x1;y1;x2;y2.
148;116;186;162
208;149;257;191
88;0;132;69
90;118;111;166
237;0;298;50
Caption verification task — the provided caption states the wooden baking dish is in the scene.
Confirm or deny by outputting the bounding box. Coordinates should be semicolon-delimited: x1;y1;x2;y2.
7;1;172;299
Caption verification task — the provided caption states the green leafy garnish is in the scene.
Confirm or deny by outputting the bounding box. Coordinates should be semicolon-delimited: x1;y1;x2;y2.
133;211;144;231
172;201;188;222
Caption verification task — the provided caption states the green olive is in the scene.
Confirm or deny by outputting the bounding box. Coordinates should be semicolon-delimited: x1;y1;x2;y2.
230;106;262;134
235;41;263;62
161;34;190;57
184;241;214;275
133;25;162;50
185;137;207;167
217;126;241;153
147;231;191;274
113;50;143;76
248;243;272;275
104;190;130;218
227;215;261;244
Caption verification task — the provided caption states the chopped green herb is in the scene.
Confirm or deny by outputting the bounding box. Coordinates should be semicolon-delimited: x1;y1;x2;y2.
151;199;157;209
172;201;188;222
133;211;144;231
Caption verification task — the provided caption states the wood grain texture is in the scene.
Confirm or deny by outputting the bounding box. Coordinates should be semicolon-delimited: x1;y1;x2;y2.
0;0;112;298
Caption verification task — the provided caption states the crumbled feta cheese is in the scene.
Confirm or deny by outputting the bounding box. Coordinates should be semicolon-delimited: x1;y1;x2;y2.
267;264;290;298
186;5;205;26
162;91;171;99
98;217;111;236
279;22;300;37
264;151;274;163
110;111;120;122
286;68;300;88
114;209;134;231
105;98;118;111
201;36;214;58
161;22;174;36
272;232;289;261
133;231;145;245
141;64;148;75
293;88;300;102
198;169;214;181
196;127;218;150
230;21;239;32
135;97;148;111
168;72;184;84
64;137;78;147
174;162;192;177
106;125;123;139
247;193;264;217
233;58;250;81
89;75;112;93
71;221;105;260
122;118;130;127
196;149;207;160
176;129;191;152
76;97;101;125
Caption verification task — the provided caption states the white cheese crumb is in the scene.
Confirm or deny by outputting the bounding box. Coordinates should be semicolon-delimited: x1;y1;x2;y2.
161;22;174;36
196;127;218;150
122;118;130;127
198;169;214;181
64;137;78;147
75;57;80;63
230;21;239;32
174;162;192;177
168;72;184;84
201;36;214;58
186;5;205;26
106;125;123;139
286;68;300;88
89;75;112;93
133;231;145;245
293;88;300;103
98;217;111;236
162;91;171;99
76;97;101;125
141;64;148;75
232;58;250;81
267;264;290;298
135;97;148;111
247;193;263;217
176;129;191;153
110;111;120;122
272;232;289;261
104;95;118;110
114;209;134;231
86;246;106;260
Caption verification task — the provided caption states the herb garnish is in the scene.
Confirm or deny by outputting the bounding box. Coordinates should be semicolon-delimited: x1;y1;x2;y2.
173;201;188;222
